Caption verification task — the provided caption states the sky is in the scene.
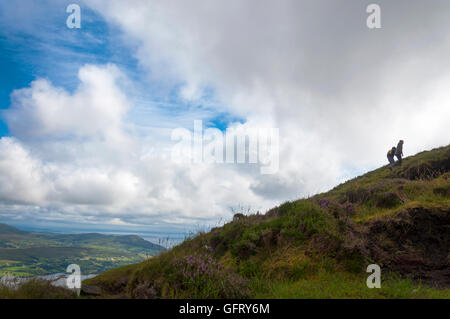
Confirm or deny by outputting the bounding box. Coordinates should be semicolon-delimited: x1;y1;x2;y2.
0;0;449;241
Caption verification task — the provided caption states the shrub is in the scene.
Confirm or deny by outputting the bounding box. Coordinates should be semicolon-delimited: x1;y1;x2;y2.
345;187;371;204
171;254;248;298
133;282;157;299
339;247;367;273
209;233;224;250
317;197;356;218
433;185;450;198
238;258;261;277
290;259;318;280
232;240;257;259
277;201;296;216
374;191;402;208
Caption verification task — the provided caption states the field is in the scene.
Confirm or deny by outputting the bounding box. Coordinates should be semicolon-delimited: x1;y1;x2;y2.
0;224;163;277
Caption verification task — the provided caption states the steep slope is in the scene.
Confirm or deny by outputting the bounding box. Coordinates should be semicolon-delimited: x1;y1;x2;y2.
86;145;450;299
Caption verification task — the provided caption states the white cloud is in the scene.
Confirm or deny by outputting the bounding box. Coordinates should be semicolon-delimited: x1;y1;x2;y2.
7;64;131;144
1;1;450;232
0;137;47;204
0;64;275;227
84;0;450;173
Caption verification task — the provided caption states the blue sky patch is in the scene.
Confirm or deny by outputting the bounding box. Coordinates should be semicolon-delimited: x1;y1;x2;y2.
0;0;238;139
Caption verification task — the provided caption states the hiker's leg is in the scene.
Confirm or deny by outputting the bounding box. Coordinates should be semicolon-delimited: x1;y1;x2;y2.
387;156;394;170
396;154;402;166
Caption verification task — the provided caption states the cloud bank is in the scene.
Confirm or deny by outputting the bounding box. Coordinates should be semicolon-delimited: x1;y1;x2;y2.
1;64;274;228
1;1;449;233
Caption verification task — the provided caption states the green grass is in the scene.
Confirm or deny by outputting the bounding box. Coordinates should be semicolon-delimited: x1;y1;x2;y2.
253;271;450;299
0;280;79;299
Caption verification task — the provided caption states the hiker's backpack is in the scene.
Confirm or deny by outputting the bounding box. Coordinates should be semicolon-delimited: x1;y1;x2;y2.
388;147;396;156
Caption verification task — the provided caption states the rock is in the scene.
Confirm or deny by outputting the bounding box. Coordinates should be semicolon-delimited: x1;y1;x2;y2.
81;284;102;296
133;282;157;299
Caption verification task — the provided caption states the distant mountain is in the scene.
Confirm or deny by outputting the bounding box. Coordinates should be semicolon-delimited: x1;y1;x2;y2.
32;232;162;251
0;223;164;277
0;223;28;235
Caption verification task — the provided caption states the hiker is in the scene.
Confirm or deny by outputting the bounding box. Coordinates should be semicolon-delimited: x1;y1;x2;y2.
387;146;396;171
395;140;404;166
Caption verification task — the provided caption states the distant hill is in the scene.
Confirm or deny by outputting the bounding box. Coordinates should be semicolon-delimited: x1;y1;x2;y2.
86;145;450;299
0;223;28;235
0;224;164;277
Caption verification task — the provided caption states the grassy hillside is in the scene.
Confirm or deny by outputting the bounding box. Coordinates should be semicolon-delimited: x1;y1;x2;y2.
82;144;449;299
3;145;449;299
0;225;163;277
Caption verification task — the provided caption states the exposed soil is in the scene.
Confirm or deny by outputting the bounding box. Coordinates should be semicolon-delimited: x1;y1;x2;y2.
396;152;450;180
365;206;450;287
